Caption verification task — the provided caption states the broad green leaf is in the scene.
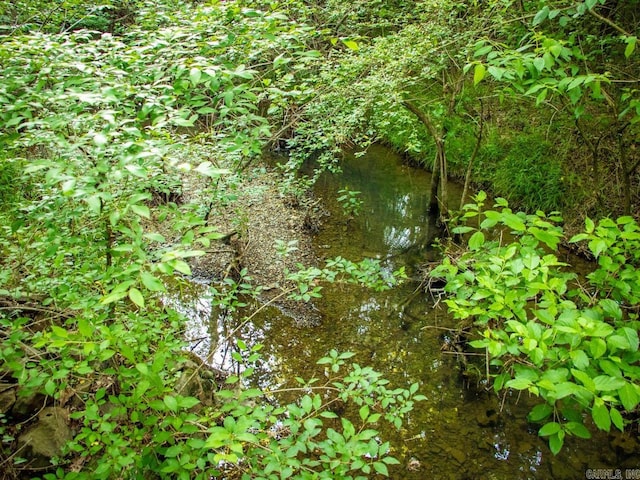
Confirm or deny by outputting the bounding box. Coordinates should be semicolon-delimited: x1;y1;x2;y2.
571;369;595;391
503;213;526;232
538;421;561;436
128;288;145;308
452;226;475;234
359;405;370;421
533;6;549;26
534;309;555;325
342;39;359;51
474;63;486;85
171;260;192;275
625;36;637;58
172;116;195;127
506;377;532;390
528;403;553;422
163;395;178;412
125;164;147;178
565;421;591;439
593;375;625;391
536;88;548;105
50;325;69;338
77;318;94;337
570;233;590;243
592;402;611;431
598;359;622;377
338;352;356;359
189;67;202;85
618;383;639;411
301;395;313;413
130;204;150;219
529;227;560;249
474;45;493;57
177;396;200;408
488;65;504;80
589;338;607;358
619;327;639;352
585;217;595;233
468;231;485;250
101;290;128;304
373;462;389;476
141;272;165;292
205;427;231;448
552;381;583;399
570;350;589;370
85;195;102;215
44;379;57;396
588;238;607;257
600;299;622;321
610;406;624;431
533;57;545;73
548;431;564;455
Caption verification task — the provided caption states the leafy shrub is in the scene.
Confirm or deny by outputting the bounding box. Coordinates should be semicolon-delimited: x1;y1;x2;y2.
0;3;420;477
433;192;640;454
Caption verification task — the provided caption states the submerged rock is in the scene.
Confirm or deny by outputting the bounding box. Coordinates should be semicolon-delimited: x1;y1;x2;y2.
17;407;72;469
611;431;640;456
447;446;467;464
476;408;499;427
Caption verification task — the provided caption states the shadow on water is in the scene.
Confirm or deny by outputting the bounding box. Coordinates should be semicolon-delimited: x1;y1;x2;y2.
176;144;636;479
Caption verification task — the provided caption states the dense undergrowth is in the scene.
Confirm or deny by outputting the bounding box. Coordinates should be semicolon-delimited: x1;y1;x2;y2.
0;2;416;478
0;0;639;476
434;192;640;455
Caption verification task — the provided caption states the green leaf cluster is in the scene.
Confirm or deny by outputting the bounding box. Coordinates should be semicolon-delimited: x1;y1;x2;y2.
434;192;640;454
0;1;421;477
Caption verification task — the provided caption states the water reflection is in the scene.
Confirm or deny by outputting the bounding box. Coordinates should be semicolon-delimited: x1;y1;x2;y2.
176;144;635;479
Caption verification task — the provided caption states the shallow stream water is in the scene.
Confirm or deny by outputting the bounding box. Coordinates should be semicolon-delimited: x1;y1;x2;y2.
179;144;636;479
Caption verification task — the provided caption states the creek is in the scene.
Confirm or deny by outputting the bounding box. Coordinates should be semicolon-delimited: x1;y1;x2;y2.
178;144;631;479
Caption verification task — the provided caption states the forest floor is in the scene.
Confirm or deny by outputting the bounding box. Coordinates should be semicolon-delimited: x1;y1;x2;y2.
187;166;327;326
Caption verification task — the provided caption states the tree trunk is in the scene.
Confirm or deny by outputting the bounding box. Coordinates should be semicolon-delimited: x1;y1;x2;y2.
436;138;448;218
401;99;448;218
617;122;636;216
429;150;440;214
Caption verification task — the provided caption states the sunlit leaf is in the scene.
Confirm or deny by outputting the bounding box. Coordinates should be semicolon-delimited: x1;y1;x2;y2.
625;36;637;58
163;395;178;412
592;402;611;431
140;272;165;292
538;421;561;436
342;39;359;51
128;287;145;308
473;63;486;85
130;204;150;219
533;6;549;26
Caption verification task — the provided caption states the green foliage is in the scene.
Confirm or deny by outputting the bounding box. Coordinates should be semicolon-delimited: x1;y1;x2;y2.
0;0;180;34
2;302;420;479
433;192;640;454
0;1;421;477
492;136;567;212
337;187;363;219
286;257;406;302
